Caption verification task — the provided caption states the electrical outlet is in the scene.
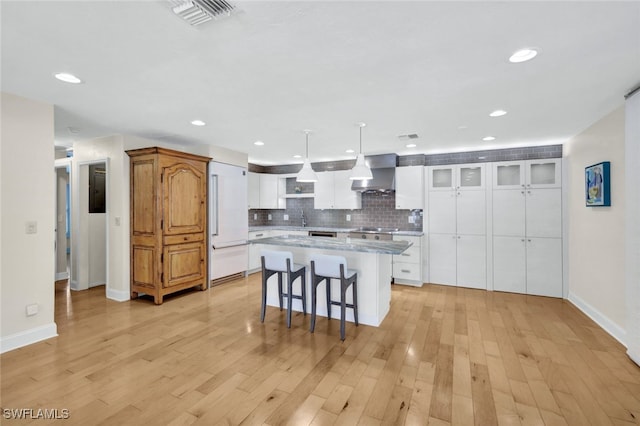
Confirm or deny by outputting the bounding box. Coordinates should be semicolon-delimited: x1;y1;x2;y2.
284;214;289;221
408;216;415;224
346;214;351;221
26;304;38;316
115;217;121;226
25;221;37;234
268;214;272;221
253;213;258;220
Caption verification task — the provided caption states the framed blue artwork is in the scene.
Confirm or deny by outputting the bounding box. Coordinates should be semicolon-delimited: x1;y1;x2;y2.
585;161;611;207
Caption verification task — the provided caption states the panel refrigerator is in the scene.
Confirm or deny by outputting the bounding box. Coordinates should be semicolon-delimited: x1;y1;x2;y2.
209;161;249;283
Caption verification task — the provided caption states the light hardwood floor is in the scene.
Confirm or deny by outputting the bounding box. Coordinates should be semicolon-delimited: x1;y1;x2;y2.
2;275;640;425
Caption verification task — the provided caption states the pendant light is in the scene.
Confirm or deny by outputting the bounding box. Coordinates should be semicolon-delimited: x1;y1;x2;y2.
349;122;373;180
296;130;318;182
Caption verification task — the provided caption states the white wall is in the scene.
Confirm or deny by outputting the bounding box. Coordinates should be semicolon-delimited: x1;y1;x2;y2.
0;92;57;353
564;106;626;342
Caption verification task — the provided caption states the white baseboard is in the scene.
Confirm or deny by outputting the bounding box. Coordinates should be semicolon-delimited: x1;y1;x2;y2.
628;349;640;367
70;280;79;291
106;287;130;302
55;271;69;281
568;291;627;347
393;280;424;287
0;323;58;354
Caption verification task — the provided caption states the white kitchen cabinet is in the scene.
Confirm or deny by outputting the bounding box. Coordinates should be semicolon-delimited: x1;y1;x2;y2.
392;235;422;286
493;236;526;293
248;172;260;209
526;237;563;297
428;164;485;191
313;170;361;209
493;159;561;190
492;159;563;297
428;234;457;286
395;166;424;209
247;173;286;209
456;235;486;290
428;234;487;289
525;188;562;238
494;236;562;297
427;163;487;289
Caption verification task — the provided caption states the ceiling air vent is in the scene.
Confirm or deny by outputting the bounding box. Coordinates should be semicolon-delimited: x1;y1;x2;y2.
398;134;419;140
169;0;236;26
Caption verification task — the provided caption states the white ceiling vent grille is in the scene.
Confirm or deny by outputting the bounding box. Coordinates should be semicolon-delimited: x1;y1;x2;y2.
169;0;235;26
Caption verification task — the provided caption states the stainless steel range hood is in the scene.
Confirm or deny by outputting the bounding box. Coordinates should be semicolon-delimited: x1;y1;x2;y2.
351;154;397;192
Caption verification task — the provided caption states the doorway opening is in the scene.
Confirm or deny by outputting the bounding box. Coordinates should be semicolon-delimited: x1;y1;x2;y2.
54;159;72;283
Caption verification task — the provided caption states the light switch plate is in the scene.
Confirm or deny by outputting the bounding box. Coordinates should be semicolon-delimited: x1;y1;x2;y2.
268;214;272;221
26;304;38;316
346;214;351;221
284;214;289;221
25;221;37;234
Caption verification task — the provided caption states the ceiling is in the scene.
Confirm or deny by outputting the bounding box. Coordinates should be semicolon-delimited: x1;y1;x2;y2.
2;1;639;166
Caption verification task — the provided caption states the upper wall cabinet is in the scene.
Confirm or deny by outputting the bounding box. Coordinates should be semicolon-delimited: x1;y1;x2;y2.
428;164;485;191
314;170;361;209
247;172;285;209
493;159;561;190
395;166;424;210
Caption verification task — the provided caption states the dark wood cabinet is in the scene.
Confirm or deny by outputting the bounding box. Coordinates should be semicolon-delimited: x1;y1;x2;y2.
127;147;210;304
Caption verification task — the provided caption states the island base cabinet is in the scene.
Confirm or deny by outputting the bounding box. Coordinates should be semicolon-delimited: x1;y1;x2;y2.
493;236;562;297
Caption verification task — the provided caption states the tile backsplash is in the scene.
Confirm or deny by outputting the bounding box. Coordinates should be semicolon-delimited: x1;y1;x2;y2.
249;192;423;231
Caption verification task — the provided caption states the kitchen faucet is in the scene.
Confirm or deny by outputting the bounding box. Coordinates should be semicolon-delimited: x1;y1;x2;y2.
301;209;306;227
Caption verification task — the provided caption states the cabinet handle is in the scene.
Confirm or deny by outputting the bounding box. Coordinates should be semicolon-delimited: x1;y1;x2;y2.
255;233;264;237
401;253;410;256
401;269;411;273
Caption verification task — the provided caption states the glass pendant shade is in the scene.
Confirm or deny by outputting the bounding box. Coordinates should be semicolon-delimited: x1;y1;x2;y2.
349;153;373;180
296;130;318;182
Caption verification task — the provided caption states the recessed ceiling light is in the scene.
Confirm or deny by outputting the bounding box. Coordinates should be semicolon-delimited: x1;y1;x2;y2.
489;110;507;117
406;143;417;148
458;125;468;130
191;120;206;126
254;141;264;146
345;149;355;154
54;72;82;84
509;48;538;63
293;154;302;159
482;136;496;141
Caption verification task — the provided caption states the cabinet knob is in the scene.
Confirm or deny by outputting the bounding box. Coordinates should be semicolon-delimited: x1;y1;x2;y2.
527;239;532;242
457;236;461;239
521;191;525;195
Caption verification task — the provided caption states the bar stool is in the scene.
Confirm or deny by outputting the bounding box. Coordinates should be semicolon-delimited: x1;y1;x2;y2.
260;250;307;328
310;254;358;341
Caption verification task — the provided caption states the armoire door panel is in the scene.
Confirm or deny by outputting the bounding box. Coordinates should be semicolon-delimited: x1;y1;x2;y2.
163;242;205;288
163;163;206;235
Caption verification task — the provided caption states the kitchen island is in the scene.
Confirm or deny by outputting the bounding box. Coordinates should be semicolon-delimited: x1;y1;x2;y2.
250;235;412;327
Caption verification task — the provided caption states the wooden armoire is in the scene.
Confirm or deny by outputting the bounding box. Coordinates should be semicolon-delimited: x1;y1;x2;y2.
127;147;210;304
